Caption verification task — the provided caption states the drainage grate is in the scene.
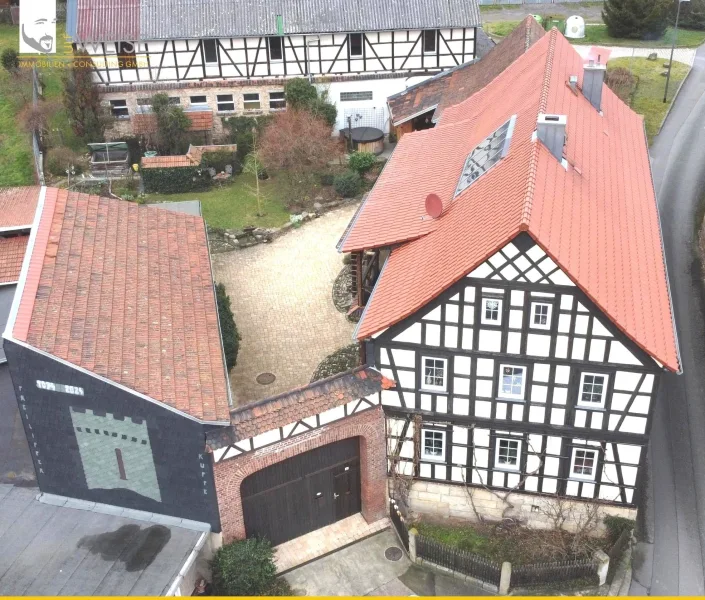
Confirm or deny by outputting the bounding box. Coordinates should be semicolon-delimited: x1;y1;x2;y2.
256;373;276;385
385;546;403;561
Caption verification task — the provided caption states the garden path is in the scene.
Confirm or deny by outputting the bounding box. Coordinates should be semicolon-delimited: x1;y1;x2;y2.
212;203;358;407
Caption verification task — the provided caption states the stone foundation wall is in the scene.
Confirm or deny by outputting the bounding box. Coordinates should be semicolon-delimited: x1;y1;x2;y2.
406;480;636;534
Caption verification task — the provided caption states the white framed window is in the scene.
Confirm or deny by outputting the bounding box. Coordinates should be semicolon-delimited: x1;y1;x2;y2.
530;302;552;330
498;364;527;400
422;429;446;462
243;92;261;111
216;94;235;113
349;33;363;57
190;95;209;108
268;36;283;61
577;372;608;408
269;91;286;110
495;438;521;471
422;29;437;54
481;297;502;325
422;356;447;392
109;99;128;118
570;448;598;480
340;91;373;102
203;39;218;63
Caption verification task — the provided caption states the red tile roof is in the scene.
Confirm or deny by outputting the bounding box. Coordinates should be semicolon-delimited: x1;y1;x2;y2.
345;30;679;372
11;188;230;422
141;144;238;169
388;17;545;127
0;187;40;230
132;110;214;135
0;236;29;284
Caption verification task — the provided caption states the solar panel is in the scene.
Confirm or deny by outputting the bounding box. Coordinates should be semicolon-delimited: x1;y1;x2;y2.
454;115;516;197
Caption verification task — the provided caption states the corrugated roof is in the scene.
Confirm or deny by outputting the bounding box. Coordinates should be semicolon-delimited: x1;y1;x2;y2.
69;0;481;42
344;29;680;372
11;188;230;422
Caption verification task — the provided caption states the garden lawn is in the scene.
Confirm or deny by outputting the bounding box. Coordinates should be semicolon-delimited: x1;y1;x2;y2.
0;23;83;187
144;174;291;230
608;56;689;142
485;20;705;48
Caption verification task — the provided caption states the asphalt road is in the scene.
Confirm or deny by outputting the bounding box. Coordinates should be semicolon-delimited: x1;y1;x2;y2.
630;44;705;595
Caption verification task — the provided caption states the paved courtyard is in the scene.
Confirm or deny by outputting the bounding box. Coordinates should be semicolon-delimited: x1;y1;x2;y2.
212;204;358;406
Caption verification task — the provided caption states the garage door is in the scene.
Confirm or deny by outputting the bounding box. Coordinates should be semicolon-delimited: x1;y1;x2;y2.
241;438;361;546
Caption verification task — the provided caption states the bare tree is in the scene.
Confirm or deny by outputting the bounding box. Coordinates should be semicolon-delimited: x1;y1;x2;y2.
259;109;341;206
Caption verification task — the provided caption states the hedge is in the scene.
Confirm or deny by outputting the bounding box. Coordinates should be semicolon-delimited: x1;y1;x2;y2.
141;166;211;194
216;283;241;370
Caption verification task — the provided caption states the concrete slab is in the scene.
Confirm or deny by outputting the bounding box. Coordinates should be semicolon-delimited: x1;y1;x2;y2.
0;487;202;596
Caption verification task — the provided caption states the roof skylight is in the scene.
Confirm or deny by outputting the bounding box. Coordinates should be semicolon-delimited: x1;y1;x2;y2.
454;115;516;197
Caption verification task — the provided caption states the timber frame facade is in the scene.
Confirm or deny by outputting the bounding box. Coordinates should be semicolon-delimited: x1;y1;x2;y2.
364;234;659;508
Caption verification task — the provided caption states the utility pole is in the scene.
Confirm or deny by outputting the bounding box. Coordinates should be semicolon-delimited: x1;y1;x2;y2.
664;0;690;103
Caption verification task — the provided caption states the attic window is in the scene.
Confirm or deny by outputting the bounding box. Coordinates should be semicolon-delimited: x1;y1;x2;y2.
454;115;516;197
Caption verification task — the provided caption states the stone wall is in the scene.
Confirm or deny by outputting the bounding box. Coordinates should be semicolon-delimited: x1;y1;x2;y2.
213;406;388;542
406;480;636;534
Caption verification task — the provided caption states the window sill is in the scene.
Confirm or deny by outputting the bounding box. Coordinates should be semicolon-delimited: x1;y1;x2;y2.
216;110;236;115
567;476;596;483
421;455;446;463
576;405;606;412
495;397;525;403
493;466;520;473
420;388;447;394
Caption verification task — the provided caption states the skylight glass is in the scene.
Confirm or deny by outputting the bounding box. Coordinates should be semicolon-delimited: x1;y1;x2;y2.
454;115;516;197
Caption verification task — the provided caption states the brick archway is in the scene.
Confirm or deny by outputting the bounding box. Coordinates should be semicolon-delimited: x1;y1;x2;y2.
213;406;387;542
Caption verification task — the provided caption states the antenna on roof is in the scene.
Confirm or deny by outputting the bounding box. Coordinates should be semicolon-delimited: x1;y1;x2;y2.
425;193;443;219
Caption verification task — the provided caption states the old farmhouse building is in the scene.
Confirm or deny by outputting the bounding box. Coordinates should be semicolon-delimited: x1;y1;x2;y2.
66;0;483;138
338;29;680;526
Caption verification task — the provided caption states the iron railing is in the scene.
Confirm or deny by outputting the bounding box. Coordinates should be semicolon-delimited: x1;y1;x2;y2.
510;558;598;588
417;535;502;586
389;499;409;551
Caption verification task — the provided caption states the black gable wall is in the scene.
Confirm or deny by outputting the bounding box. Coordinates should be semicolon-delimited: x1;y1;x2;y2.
4;340;222;531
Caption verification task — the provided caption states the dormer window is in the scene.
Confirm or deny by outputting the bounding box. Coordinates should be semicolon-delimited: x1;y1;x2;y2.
455;115;516;197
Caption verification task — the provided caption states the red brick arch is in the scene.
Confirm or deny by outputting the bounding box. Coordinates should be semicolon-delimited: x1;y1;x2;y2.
213;406;387;542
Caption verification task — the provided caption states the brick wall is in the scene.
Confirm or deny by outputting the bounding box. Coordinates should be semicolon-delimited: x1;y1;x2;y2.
213;406;387;542
407;480;637;534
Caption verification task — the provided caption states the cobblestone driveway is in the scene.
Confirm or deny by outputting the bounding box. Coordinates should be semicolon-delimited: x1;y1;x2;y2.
212;204;358;406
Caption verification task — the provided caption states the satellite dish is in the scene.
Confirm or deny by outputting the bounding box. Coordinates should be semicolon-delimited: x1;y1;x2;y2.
425;193;443;219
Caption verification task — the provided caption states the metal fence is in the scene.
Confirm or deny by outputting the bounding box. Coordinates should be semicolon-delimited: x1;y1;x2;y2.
31;66;46;185
417;535;503;586
510;558;598;588
389;499;409;551
606;528;632;585
479;0;597;4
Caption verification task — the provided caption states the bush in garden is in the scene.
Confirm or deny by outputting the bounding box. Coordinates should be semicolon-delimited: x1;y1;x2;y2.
215;283;241;370
1;48;19;72
603;515;635;546
348;151;376;174
46;147;84;177
210;538;290;596
201;149;241;174
334;170;362;198
605;66;638;103
602;0;670;39
141;166;211;193
320;172;335;186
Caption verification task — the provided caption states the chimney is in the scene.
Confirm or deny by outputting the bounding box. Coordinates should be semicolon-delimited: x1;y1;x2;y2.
583;58;607;112
536;114;566;162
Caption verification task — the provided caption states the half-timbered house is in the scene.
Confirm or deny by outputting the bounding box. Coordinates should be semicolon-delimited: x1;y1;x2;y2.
338;28;680;527
67;0;482;138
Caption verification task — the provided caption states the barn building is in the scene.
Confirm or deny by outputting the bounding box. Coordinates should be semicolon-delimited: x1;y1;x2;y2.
338;28;680;527
65;0;484;138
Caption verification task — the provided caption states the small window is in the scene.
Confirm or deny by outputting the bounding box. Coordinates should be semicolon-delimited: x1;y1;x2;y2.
340;91;373;102
422;357;447;392
269;91;286;110
349;33;363;57
495;438;521;471
244;92;261;111
217;94;235;113
110;99;129;118
578;373;608;408
268;36;283;61
203;39;218;64
422;429;445;462
190;95;208;107
570;448;598;480
118;41;137;69
422;29;437;54
498;365;526;400
531;302;552;330
481;297;502;325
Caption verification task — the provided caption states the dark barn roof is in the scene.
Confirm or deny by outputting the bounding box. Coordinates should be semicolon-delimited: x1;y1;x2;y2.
388;17;546;126
68;0;482;43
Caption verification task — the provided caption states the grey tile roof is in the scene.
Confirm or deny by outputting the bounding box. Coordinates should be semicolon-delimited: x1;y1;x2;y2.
69;0;481;42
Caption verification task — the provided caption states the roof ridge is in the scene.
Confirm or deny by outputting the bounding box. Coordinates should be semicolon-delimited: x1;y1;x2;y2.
521;28;557;230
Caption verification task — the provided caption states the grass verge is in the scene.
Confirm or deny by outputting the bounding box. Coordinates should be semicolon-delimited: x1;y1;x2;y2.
608;56;688;142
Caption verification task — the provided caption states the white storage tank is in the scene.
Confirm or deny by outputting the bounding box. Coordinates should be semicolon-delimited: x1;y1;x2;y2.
565;15;586;39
